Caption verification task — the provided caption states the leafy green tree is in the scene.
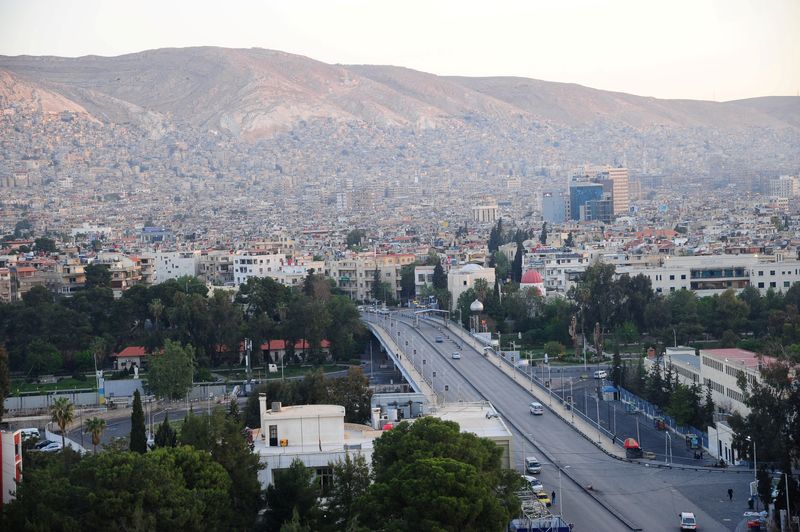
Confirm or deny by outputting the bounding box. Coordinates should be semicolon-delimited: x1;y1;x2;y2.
539;222;548;245
155;413;177;448
50;397;74;454
492;251;510;281
148;340;195;400
227;399;242;426
34;237;57;253
130;390;148;453
84;416;107;453
346;229;366;249
400;263;417;300
564;231;574;247
84;263;112;288
3;447;233;530
665;384;699;427
328;366;373;423
543;340;565;359
432;260;447;290
361;416;517;530
265;458;320;532
179;409;263;529
325;295;364;361
487;219;503;253
327;453;371;528
27;338;63;376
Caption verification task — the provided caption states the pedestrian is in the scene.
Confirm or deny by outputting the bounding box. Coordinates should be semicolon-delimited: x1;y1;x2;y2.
728;488;733;502
552;490;556;504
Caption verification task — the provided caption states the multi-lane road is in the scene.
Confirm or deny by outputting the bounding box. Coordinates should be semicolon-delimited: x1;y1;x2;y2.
365;311;755;531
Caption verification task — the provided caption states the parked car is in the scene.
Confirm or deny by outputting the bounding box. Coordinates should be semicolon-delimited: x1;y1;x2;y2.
593;370;608;379
679;511;697;530
521;474;544;492
38;441;63;453
19;428;40;441
33;439;55;450
535;490;552;507
451;352;461;359
435;336;443;343
529;402;544;415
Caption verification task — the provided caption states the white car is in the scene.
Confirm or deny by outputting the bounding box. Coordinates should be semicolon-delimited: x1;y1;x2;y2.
593;370;608;379
38;441;63;453
521;474;544;492
679;511;697;530
529;402;544;415
451;352;461;359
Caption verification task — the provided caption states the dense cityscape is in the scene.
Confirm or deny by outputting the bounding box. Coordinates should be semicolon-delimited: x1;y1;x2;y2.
1;2;800;531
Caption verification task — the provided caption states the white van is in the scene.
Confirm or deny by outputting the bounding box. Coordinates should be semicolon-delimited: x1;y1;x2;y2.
593;369;608;379
525;456;542;474
529;402;544;415
19;428;40;441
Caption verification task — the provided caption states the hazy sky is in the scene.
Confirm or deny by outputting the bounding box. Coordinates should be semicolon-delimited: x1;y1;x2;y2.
1;0;798;101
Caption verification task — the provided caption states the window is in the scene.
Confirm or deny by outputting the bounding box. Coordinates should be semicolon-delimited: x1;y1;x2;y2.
681;274;686;280
269;425;278;446
463;281;467;286
758;271;764;276
770;271;775;276
669;275;675;280
770;282;776;288
786;281;791;288
656;288;662;293
315;466;334;496
758;282;764;288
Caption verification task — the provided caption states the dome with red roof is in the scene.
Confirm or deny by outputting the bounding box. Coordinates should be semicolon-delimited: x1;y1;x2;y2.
520;270;543;284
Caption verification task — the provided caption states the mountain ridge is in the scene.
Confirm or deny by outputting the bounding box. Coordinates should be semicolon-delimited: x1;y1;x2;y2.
0;46;797;138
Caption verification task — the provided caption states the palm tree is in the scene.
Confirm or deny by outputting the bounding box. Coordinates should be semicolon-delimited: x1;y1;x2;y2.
149;298;164;331
50;397;75;454
83;417;107;453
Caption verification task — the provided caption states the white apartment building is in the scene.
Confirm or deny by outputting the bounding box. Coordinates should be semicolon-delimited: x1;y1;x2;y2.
233;252;289;286
447;264;496;310
523;251;590;294
616;254;800;296
770;175;799;199
141;251;201;284
233;251;323;287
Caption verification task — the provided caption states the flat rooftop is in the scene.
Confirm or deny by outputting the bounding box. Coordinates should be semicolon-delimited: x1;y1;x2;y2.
701;348;774;370
432;402;512;440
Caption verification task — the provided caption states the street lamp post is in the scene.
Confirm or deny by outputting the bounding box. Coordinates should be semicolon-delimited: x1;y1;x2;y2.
747;436;758;510
665;432;672;465
570;379;574;422
559;465;571;518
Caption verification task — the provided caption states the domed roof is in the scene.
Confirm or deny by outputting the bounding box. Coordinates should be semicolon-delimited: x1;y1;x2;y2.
521;270;543;284
460;263;483;273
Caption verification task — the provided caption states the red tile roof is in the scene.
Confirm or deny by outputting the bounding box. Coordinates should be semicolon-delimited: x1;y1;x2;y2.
114;346;147;358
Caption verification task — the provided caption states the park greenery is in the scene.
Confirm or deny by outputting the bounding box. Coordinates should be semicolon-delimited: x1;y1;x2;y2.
0;272;366;379
3;405;264;530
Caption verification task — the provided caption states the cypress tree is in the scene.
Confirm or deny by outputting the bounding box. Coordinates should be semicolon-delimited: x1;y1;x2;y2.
130;389;148;453
154;413;177;448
